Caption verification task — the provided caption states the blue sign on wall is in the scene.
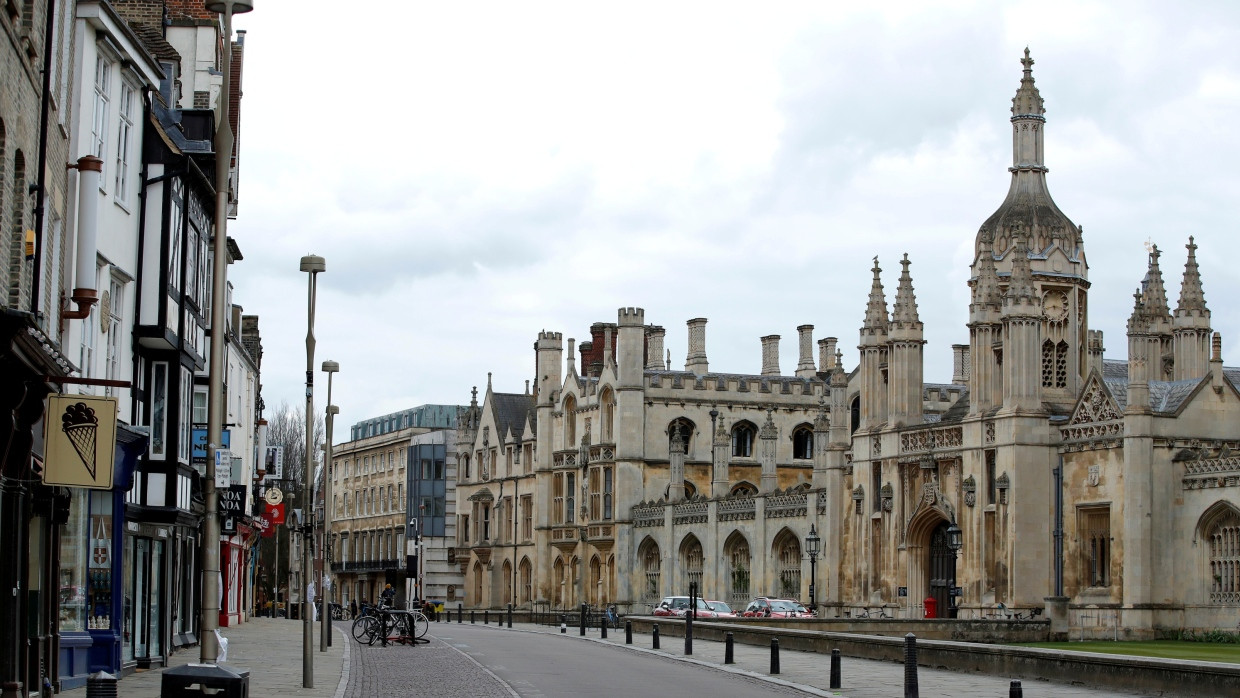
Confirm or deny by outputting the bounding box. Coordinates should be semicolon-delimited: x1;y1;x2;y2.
191;428;230;462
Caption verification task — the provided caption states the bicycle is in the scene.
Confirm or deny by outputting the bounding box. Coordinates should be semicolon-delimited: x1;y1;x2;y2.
350;605;430;645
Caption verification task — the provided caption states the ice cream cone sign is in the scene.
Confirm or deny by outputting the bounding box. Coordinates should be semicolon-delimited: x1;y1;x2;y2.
43;395;117;489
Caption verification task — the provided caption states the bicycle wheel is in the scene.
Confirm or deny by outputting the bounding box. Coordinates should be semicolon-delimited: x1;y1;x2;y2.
411;611;429;639
351;616;378;644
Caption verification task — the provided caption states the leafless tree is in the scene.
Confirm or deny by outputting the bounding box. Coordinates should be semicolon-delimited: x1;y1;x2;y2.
257;401;324;607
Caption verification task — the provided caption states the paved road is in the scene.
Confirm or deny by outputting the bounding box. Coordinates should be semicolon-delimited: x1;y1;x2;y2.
437;622;810;697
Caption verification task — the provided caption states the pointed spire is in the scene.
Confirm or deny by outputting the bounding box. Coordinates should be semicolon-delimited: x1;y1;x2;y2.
760;407;778;440
1175;236;1209;319
1004;232;1038;305
1011;47;1045;117
862;257;889;333
891;253;923;329
973;231;1003;310
813;395;830;431
1140;244;1171;318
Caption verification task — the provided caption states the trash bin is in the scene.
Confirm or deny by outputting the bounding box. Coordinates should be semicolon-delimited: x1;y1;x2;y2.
160;663;250;697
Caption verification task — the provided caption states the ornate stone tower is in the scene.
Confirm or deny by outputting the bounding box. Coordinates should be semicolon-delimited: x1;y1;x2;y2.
1172;237;1212;380
887;254;925;427
971;49;1088;412
858;258;890;429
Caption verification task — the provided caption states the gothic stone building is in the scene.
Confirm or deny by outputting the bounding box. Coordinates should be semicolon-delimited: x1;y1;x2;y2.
455;52;1240;638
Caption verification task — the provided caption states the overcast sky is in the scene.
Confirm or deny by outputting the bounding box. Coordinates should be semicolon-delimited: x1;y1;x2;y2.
227;1;1240;433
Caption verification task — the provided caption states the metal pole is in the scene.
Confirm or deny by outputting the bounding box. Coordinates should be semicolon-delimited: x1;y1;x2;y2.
300;255;324;689
201;0;244;664
830;648;841;688
903;633;919;698
320;367;337;651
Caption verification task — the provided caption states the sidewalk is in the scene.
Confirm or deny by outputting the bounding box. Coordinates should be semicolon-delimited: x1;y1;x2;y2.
456;617;1163;698
61;618;347;698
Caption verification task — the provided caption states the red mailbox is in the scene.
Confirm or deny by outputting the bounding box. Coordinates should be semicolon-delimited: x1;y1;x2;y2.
923;597;938;619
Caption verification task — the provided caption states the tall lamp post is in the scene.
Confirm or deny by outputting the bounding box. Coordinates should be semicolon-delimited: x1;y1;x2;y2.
946;520;962;619
320;360;339;651
300;254;325;688
805;524;821;616
201;0;254;666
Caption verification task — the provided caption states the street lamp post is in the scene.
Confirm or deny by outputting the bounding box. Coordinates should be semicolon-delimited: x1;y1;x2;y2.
805;524;821;616
320;360;339;651
300;254;325;688
201;0;254;666
946;520;962;619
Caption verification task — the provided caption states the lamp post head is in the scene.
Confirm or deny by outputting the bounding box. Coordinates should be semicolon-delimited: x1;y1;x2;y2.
206;0;255;14
300;255;325;273
946;521;963;554
322;360;339;373
327;405;339;416
805;523;821;558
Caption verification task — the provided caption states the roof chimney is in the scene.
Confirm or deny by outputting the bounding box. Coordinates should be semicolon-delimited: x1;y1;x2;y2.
685;318;709;375
795;325;816;378
761;335;781;376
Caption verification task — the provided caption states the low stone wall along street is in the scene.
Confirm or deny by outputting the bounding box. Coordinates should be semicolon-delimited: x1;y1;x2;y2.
623;616;1240;698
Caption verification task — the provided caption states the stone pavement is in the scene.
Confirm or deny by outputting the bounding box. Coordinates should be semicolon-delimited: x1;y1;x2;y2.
60;618;347;698
341;629;513;698
445;616;1168;697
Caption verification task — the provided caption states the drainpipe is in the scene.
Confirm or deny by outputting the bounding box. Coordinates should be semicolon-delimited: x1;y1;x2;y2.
1053;456;1063;596
29;0;58;316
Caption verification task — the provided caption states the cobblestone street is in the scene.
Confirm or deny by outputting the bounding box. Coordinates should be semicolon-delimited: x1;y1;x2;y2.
341;624;513;698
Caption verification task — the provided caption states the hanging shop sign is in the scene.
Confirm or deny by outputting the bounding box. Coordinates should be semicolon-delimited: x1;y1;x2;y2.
43;395;118;489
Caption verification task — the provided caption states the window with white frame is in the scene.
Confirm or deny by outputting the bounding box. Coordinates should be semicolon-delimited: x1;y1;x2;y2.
192;387;207;425
179;367;192;463
104;275;125;395
150;362;168;458
114;81;135;203
92;54;111;182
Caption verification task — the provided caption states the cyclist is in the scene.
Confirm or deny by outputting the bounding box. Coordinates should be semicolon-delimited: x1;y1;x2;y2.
381;584;396;608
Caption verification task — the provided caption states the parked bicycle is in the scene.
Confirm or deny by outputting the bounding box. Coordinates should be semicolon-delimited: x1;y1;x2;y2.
351;602;429;645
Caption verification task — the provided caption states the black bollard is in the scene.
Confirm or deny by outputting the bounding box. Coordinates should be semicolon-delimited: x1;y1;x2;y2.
580;603;587;636
653;624;660;649
560;613;566;634
625;620;632;645
484;610;489;625
830;648;841;689
507;604;513;628
601;615;607;639
458;603;463;624
685;608;693;656
471;610;475;624
770;638;780;675
903;633;919;698
724;632;734;664
1009;679;1023;698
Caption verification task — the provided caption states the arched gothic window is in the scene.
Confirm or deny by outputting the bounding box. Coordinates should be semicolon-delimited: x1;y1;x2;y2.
1209;509;1240;604
732;422;756;458
668;418;693;455
639;539;661;603
680;536;704;592
774;530;802;599
724;533;751;607
792;425;814;460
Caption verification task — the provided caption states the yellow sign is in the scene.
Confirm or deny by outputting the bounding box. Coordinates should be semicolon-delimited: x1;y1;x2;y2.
42;394;118;489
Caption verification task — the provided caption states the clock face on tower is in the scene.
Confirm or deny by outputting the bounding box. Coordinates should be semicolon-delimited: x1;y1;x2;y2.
1043;290;1069;322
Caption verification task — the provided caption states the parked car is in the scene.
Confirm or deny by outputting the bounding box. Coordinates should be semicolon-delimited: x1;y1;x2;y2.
743;597;815;618
653;596;711;617
704;600;737;617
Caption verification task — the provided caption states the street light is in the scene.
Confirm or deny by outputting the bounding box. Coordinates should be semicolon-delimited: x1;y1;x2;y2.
805;524;821;616
320;360;338;651
300;254;325;688
946;520;962;619
201;0;254;667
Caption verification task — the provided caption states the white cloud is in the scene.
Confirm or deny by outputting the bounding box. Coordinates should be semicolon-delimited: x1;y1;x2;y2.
228;0;1240;426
